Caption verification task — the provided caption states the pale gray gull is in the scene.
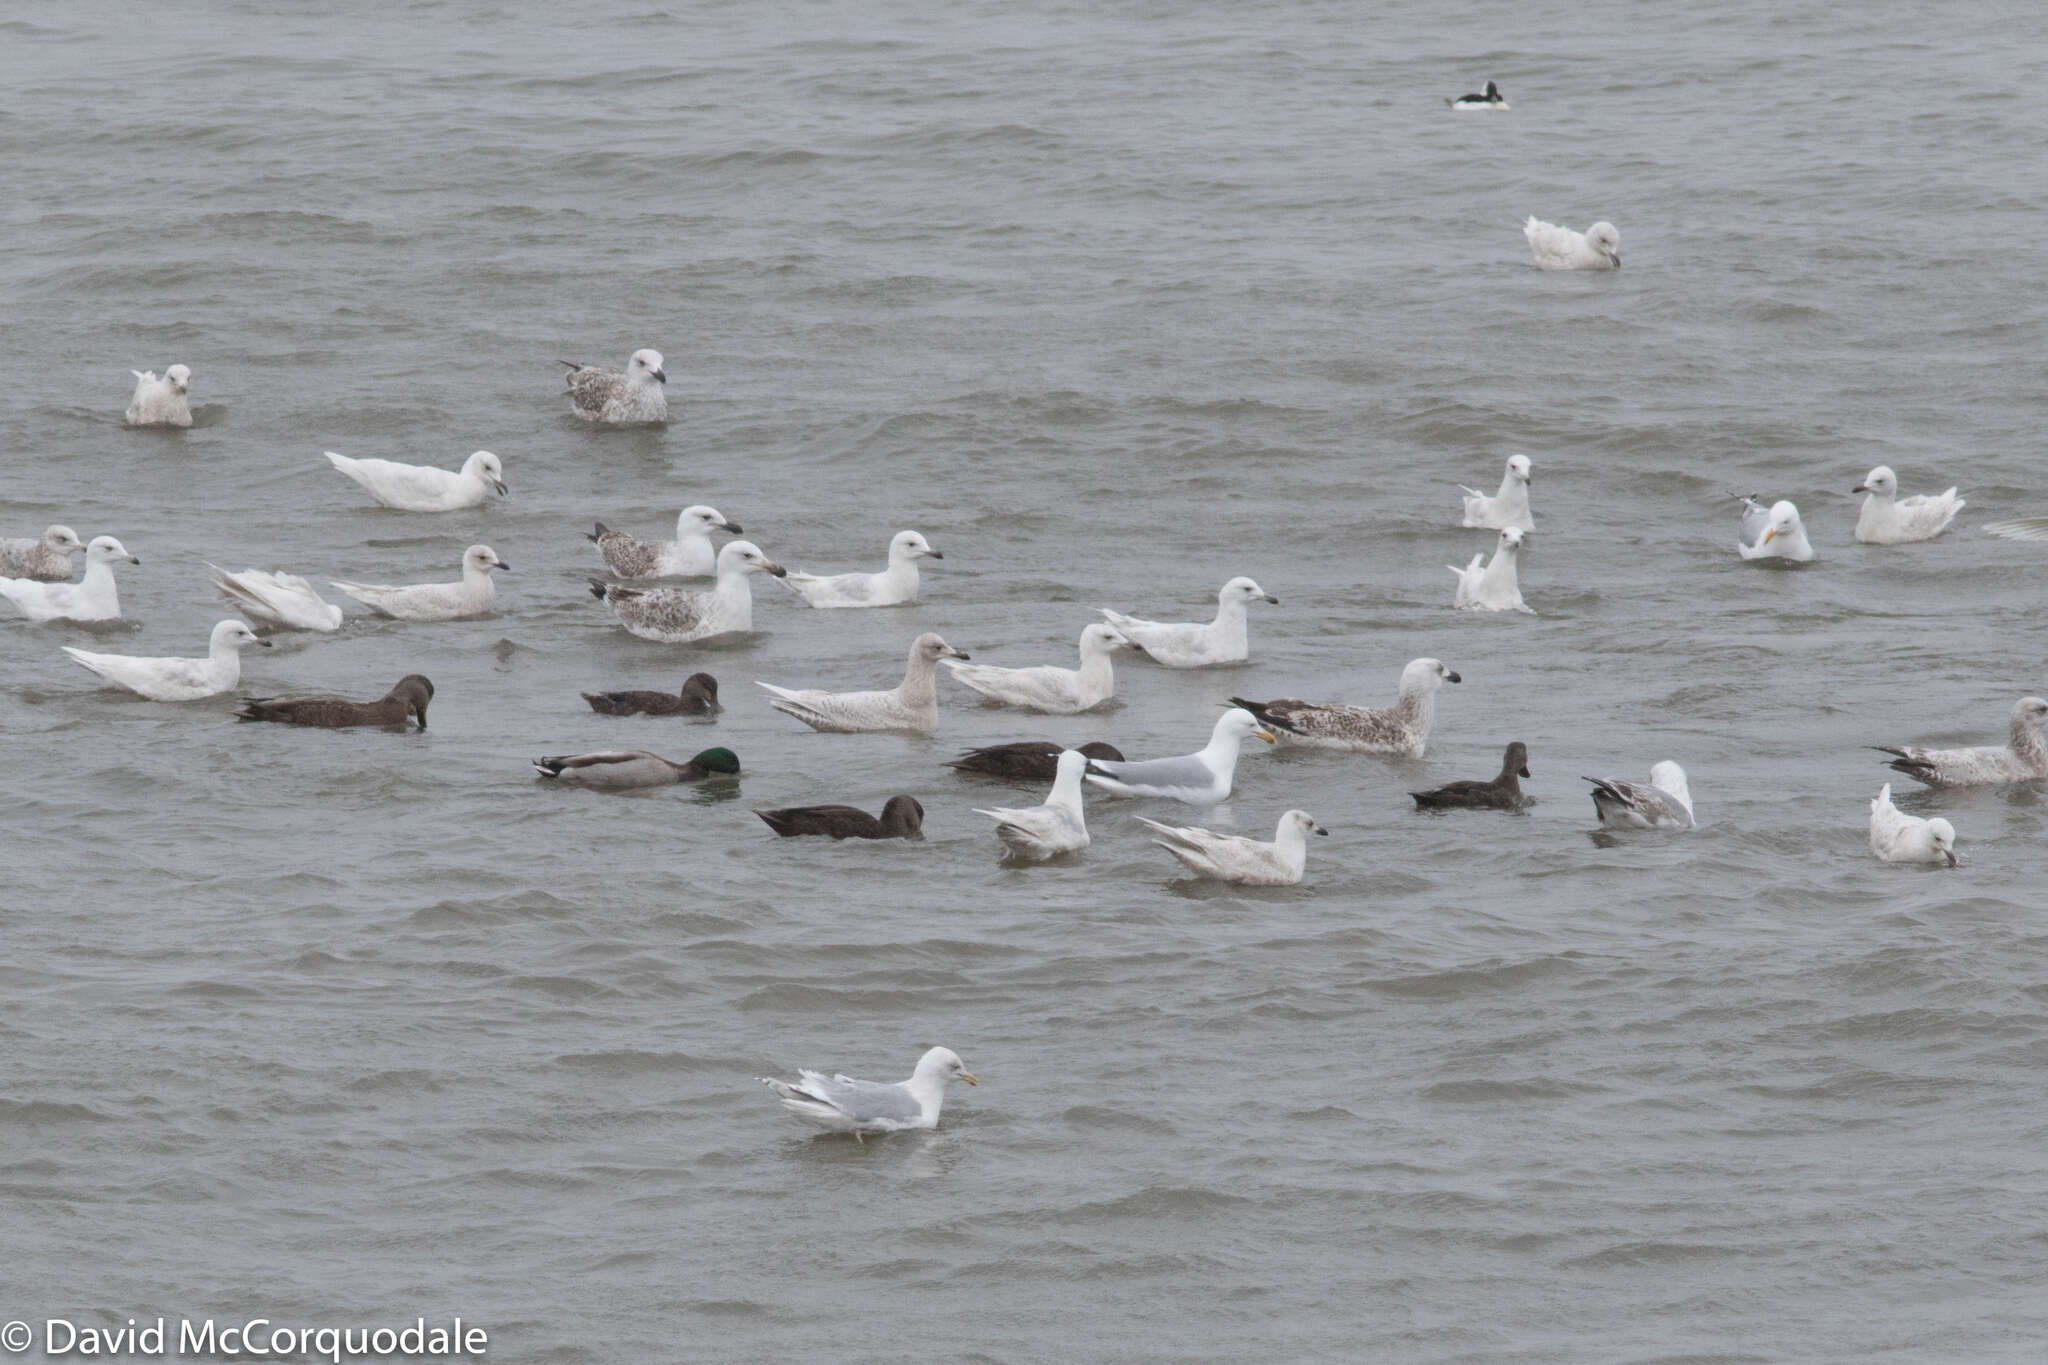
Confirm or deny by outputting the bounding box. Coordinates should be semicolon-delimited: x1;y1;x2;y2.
757;1045;978;1141
125;365;192;427
0;525;84;581
589;505;739;578
1135;808;1327;885
974;747;1091;860
209;565;344;632
1230;657;1461;756
325;450;507;511
1084;707;1277;804
590;540;783;643
64;619;269;701
1100;576;1277;667
334;544;508;621
782;529;940;608
1524;217;1620;270
1584;761;1695;829
1451;527;1531;611
1459;454;1534;531
1852;466;1963;544
1873;697;2048;786
945;623;1126;714
0;535;137;623
1870;784;1958;866
1735;495;1814;562
758;632;968;734
561;348;667;424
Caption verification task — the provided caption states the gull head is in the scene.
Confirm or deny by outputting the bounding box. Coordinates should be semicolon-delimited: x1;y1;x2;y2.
630;348;666;385
212;619;270;651
912;631;968;664
916;1045;978;1087
1506;453;1533;484
1761;501;1803;546
45;526;85;554
718;540;785;578
1401;657;1461;692
87;535;141;566
1853;466;1898;496
1222;575;1279;607
1282;809;1330;838
165;364;191;394
1079;622;1127;655
465;544;511;574
462;450;508;496
682;504;740;536
1217;706;1279;746
892;529;941;562
1498;527;1526;554
1053;747;1091;785
1587;222;1620;267
1926;818;1958;867
2015;697;2048;733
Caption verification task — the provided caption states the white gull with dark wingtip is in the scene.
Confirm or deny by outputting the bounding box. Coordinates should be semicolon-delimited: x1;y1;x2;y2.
1873;697;2048;786
64;619;270;701
1135;809;1327;885
1459;454;1534;531
1523;217;1620;270
781;530;940;608
589;505;739;578
1231;658;1460;756
0;535;138;623
561;348;667;424
325;450;508;511
333;544;508;621
758;632;968;734
1584;761;1696;829
946;623;1127;714
591;540;783;643
1100;576;1277;667
757;1045;978;1141
1084;708;1278;804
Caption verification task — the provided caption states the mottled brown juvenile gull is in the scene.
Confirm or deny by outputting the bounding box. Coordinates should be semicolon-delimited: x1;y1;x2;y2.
757;1045;977;1141
591;541;783;643
64;619;269;702
1873;697;2048;786
1135;809;1327;885
1084;708;1278;805
1870;784;1958;865
334;545;507;621
209;565;344;632
589;506;739;578
975;747;1091;860
1232;658;1460;757
782;530;940;608
237;675;433;728
325;450;507;511
945;739;1125;783
945;623;1126;713
531;747;739;789
0;525;84;581
581;673;721;717
1584;761;1695;829
0;536;137;623
1411;742;1529;811
1852;466;1963;544
758;632;968;734
125;365;192;426
755;796;925;840
1100;576;1277;667
561;348;667;424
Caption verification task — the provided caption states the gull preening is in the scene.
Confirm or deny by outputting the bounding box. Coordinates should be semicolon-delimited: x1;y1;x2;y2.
1451;527;1531;611
758;632;969;734
324;450;507;511
1735;495;1814;562
1448;80;1508;110
236;675;434;729
581;673;722;717
0;535;138;623
1459;454;1534;531
1851;466;1963;544
209;565;344;632
64;619;269;701
1869;784;1958;866
1100;576;1278;667
756;1045;978;1142
1411;741;1530;810
590;540;783;643
1873;697;2048;786
0;525;85;581
1231;657;1461;756
1523;217;1620;270
589;506;739;578
945;623;1127;714
975;746;1091;860
1135;809;1327;885
531;747;740;789
334;544;508;621
1084;708;1277;804
782;530;941;608
1584;761;1695;829
756;796;926;841
561;348;667;424
125;365;192;427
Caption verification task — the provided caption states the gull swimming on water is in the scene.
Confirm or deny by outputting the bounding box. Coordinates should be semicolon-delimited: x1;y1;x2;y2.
64;619;269;701
757;1045;978;1141
1100;576;1277;667
1451;527;1531;611
1460;454;1534;531
945;623;1127;714
1869;784;1958;866
324;450;507;511
0;535;138;623
333;544;508;621
0;525;85;581
1873;696;2048;786
209;565;344;632
1523;217;1620;270
1135;809;1328;885
1851;466;1963;544
975;746;1092;860
758;632;969;734
125;365;192;426
1232;657;1461;757
589;505;740;578
781;530;941;608
1584;761;1695;829
1735;494;1814;562
561;348;668;424
1084;708;1278;804
590;540;783;643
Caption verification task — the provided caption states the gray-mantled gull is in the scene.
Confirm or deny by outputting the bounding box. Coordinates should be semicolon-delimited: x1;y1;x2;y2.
333;544;508;621
974;747;1091;860
946;623;1126;714
1232;657;1460;757
1135;808;1327;885
590;540;782;643
0;525;85;581
1584;760;1695;829
125;365;192;427
1451;527;1531;611
531;747;739;789
561;348;667;424
1735;494;1815;562
1870;784;1958;865
757;1045;978;1141
64;619;269;701
589;505;739;578
1873;697;2048;786
758;632;969;734
1852;466;1963;544
1524;217;1620;270
1100;576;1277;667
209;565;344;632
325;450;507;511
782;530;941;608
1459;454;1534;531
1085;708;1277;804
0;535;138;623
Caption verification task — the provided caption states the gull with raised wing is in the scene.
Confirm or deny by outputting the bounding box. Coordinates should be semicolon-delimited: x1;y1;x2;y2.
0;536;138;623
1100;576;1277;667
588;505;740;578
209;565;344;632
125;365;192;426
782;530;941;608
975;747;1092;860
757;1045;978;1142
1852;466;1963;544
945;623;1126;714
1584;761;1695;829
1873;697;2048;786
758;632;969;734
333;544;508;621
561;348;667;424
64;619;269;701
1459;454;1534;531
1232;657;1460;757
325;450;507;511
1084;708;1278;804
1869;784;1958;866
1136;808;1327;885
590;540;783;643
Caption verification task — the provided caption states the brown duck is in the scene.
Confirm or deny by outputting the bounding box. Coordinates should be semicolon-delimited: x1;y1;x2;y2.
236;675;434;729
944;739;1124;783
754;795;925;840
581;672;720;716
1410;741;1529;810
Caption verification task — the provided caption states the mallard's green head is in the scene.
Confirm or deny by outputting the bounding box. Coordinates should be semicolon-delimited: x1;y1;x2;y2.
689;747;741;776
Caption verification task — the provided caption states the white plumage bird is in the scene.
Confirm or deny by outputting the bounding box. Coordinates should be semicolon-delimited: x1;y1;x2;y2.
333;544;509;621
974;747;1092;860
756;1045;977;1141
781;530;941;608
1868;784;1958;866
1851;466;1963;544
1735;495;1815;562
1450;527;1531;611
63;619;270;701
209;565;344;632
1134;808;1327;885
125;365;192;426
945;623;1127;714
324;450;508;511
758;632;969;734
1459;454;1534;531
1523;217;1620;270
1084;708;1277;804
0;536;138;623
1100;576;1277;667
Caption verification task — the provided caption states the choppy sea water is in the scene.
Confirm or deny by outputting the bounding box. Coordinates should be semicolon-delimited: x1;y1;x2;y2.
4;2;2047;1360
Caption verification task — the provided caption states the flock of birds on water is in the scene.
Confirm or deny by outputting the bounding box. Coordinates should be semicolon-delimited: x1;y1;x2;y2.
11;77;2048;1137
